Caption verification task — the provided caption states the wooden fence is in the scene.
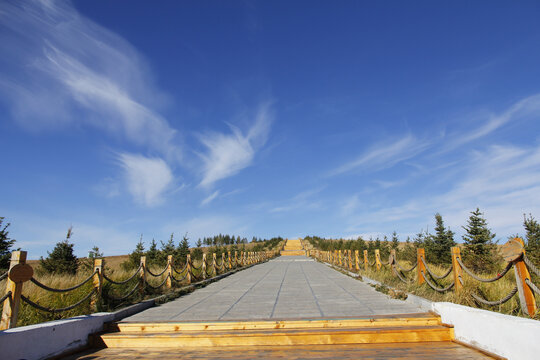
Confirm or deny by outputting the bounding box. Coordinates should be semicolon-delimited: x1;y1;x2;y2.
309;238;539;318
0;248;280;330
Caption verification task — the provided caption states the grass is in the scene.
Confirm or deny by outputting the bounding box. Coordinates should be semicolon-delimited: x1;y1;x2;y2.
1;245;284;328
322;256;539;320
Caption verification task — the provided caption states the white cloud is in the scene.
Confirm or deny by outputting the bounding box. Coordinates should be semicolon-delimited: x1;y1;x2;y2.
342;143;540;238
0;0;180;159
445;93;540;150
270;187;325;213
201;190;220;206
198;103;272;187
118;153;174;207
329;134;430;176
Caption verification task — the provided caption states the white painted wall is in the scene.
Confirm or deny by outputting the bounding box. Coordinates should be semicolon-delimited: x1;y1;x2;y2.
433;302;540;360
0;300;153;360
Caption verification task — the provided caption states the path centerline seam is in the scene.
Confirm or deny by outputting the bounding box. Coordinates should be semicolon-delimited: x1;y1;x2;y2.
270;260;292;318
300;262;324;317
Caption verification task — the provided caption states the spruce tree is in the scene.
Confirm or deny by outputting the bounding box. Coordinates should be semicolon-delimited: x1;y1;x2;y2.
122;235;145;270
391;231;399;252
0;217;16;270
428;213;456;265
177;233;190;264
462;208;498;272
146;239;159;265
523;214;540;263
40;227;79;274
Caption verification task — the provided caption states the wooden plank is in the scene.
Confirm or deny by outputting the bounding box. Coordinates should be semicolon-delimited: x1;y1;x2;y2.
64;342;498;359
114;316;442;332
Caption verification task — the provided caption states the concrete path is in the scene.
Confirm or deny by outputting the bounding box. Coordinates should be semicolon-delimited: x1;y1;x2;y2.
123;256;422;322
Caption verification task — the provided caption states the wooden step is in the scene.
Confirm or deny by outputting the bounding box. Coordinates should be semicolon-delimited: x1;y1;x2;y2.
97;325;454;348
112;314;441;333
280;250;306;256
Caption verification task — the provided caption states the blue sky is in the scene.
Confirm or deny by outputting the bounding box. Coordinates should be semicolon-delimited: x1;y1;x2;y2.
1;1;540;258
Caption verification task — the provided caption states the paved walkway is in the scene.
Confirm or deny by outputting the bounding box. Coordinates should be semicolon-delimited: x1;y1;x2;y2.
124;256;422;322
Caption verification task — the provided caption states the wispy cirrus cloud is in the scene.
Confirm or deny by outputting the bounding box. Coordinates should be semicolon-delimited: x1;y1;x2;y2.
198;103;272;187
118;153;174;207
444;93;540;151
343;143;540;238
0;0;180;159
200;190;220;206
328;134;431;176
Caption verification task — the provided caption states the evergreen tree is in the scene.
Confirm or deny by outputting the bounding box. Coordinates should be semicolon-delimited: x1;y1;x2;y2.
462;208;499;272
391;231;399;252
196;239;202;248
146;239;159;265
40;227;78;274
402;236;416;263
523;214;540;263
81;245;103;271
177;233;190;263
0;217;16;270
122;235;145;270
427;213;456;265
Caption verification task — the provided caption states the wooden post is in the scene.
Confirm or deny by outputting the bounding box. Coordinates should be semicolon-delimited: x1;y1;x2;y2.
212;253;217;276
348;250;352;271
417;248;426;285
234;251;238;266
338;250;342;266
363;250;368;271
450;247;462;293
165;255;173;288
139;256;146;295
186;254;191;284
202;253;207;280
355;250;360;271
502;238;537;317
91;258;103;310
390;249;396;267
222;253;226;269
1;251;30;330
228;251;232;268
375;249;381;271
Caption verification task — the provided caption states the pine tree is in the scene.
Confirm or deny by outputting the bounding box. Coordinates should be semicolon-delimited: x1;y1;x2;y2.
40;227;79;274
0;217;16;270
523;214;540;263
462;208;499;272
146;238;159;265
177;233;190;264
391;231;399;252
196;239;202;248
427;213;456;265
122;235;145;270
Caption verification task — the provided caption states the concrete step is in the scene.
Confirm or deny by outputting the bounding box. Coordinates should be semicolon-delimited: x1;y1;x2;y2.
97;324;454;348
111;314;441;333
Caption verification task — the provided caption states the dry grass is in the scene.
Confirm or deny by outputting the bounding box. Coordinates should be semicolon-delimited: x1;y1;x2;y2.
327;258;539;319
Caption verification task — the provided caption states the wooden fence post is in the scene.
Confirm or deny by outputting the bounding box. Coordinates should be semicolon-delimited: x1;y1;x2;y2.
166;255;173;288
202;253;207;280
139;256;146;295
212;253;217;275
91;258;103;310
450;247;462;293
390;249;396;266
228;251;232;268
375;249;381;271
502;238;537;317
348;250;352;271
235;251;238;266
417;248;426;285
363;250;368;271
222;253;226;269
338;250;342;266
1;251;30;330
186;254;191;284
355;250;360;271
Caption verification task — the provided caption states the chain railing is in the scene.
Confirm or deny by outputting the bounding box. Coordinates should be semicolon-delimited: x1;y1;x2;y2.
0;247;281;330
309;237;539;318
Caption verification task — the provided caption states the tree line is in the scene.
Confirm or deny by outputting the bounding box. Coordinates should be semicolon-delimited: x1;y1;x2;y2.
306;208;540;273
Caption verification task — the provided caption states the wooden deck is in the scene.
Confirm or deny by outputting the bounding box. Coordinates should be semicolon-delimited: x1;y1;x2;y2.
65;342;495;359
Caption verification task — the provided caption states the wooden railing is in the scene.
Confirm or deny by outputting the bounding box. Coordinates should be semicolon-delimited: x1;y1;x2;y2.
309;238;539;318
0;248;280;330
